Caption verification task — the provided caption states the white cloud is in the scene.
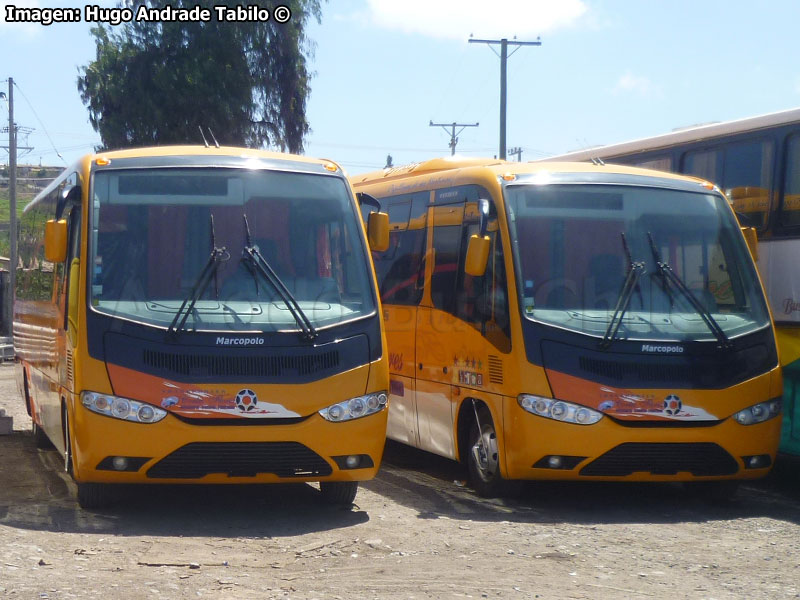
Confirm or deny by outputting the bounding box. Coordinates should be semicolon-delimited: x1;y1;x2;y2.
363;0;588;40
613;71;659;97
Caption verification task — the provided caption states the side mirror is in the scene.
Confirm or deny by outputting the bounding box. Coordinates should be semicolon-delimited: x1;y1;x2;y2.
741;226;759;262
367;211;390;252
465;234;490;276
44;219;68;263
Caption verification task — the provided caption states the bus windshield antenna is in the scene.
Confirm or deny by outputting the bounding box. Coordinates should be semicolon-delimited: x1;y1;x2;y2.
208;128;220;148
198;126;209;148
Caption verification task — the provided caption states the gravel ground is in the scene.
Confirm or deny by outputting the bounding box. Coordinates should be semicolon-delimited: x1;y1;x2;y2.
1;361;800;599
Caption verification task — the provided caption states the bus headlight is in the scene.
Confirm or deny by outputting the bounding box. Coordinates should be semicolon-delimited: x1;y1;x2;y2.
319;392;388;422
81;391;167;424
733;399;781;425
518;394;603;425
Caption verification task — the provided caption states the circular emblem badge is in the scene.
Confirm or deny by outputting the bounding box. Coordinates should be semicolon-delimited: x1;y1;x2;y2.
234;389;258;412
663;394;682;416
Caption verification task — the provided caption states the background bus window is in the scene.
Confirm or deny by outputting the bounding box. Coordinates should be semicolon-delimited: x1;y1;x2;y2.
683;148;722;184
684;142;773;230
780;135;800;229
722;140;774;231
628;155;673;172
372;192;428;306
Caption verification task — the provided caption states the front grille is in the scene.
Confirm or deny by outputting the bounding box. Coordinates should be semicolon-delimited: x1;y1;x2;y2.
143;349;339;378
579;442;738;477
146;442;333;479
579;356;695;383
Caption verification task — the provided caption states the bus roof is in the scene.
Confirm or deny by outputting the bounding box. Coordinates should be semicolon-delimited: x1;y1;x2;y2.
538;106;800;163
350;155;714;189
26;145;344;213
88;144;336;165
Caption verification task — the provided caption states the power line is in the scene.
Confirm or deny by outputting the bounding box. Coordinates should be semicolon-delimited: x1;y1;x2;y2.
11;80;67;165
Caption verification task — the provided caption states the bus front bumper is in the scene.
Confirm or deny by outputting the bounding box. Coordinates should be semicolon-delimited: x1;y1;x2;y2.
71;406;388;485
503;403;781;482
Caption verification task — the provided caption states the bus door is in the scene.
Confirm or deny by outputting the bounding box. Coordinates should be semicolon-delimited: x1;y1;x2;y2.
377;193;428;447
415;201;465;459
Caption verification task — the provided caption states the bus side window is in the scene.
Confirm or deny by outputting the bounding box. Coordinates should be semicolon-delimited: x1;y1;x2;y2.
64;207;82;333
780;135;800;229
722;140;774;231
372;192;428;306
456;211;511;353
683;148;722;185
430;204;465;314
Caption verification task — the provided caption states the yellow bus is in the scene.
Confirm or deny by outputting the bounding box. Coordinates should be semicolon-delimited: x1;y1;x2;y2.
353;157;782;497
14;146;389;508
542;107;800;456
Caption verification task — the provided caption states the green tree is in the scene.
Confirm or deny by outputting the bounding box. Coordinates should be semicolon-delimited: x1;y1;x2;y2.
78;0;322;153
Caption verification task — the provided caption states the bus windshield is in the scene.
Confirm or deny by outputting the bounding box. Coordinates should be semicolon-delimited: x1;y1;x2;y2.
505;183;770;342
90;168;376;333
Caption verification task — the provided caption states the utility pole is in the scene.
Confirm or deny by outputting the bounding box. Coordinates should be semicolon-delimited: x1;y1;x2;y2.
508;146;523;162
6;78;16;337
468;36;541;159
429;120;479;155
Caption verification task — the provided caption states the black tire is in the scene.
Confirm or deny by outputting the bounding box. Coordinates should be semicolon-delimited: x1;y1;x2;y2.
76;482;113;510
467;405;505;497
319;481;358;506
32;420;53;449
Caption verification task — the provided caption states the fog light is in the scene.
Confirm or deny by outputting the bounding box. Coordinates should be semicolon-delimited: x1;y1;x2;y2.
331;454;375;470
742;454;772;469
112;456;129;471
548;456;562;469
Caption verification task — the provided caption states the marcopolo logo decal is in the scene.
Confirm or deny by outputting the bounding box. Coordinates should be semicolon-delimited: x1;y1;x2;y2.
234;389;258;412
641;344;684;354
216;337;265;346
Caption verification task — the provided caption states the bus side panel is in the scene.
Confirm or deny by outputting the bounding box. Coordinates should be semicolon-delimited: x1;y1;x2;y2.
384;305;420;447
14;302;65;453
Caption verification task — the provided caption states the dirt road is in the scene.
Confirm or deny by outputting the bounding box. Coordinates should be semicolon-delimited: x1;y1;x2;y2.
1;362;799;599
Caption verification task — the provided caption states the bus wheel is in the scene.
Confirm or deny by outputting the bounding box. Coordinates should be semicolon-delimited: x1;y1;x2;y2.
468;406;505;497
76;482;113;510
319;481;358;506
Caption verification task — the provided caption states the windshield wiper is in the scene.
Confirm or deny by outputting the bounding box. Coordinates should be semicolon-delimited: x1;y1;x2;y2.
600;233;645;349
241;215;318;341
168;215;229;336
647;232;731;349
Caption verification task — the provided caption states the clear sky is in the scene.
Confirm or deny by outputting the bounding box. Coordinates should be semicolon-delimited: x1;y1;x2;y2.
2;0;800;175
